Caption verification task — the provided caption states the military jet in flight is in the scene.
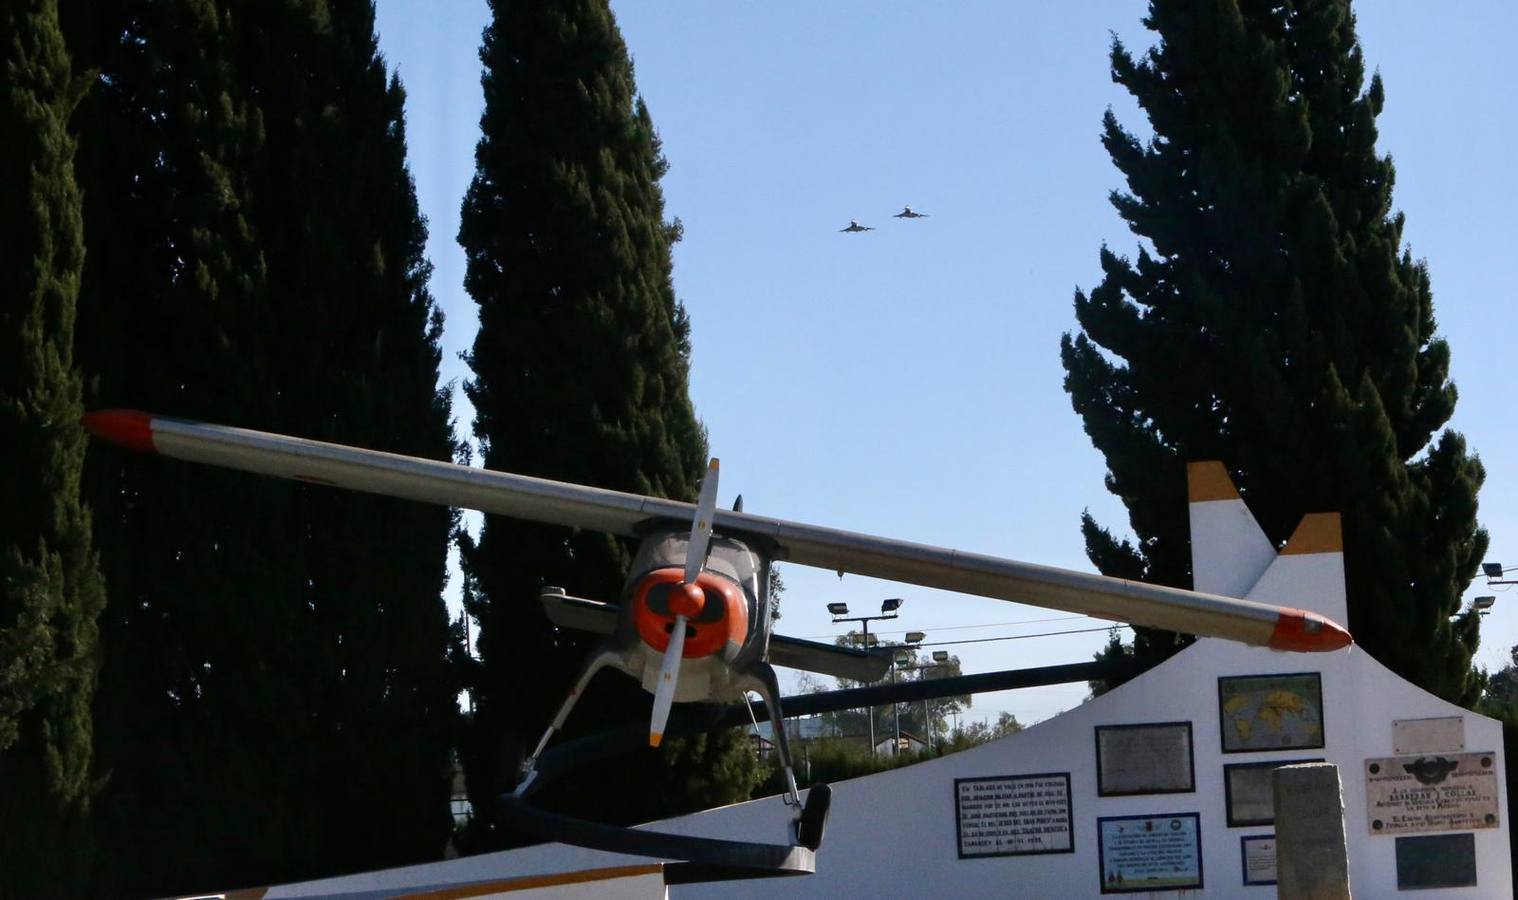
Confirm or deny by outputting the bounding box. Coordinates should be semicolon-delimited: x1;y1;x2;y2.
893;206;928;219
839;219;874;233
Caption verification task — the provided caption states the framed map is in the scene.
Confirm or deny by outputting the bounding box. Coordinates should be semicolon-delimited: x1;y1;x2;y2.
1217;673;1324;753
1095;722;1195;796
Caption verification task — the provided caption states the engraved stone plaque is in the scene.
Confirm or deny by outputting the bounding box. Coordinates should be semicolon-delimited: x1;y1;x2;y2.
1224;758;1323;827
1095;722;1194;796
1392;716;1464;754
1365;752;1500;835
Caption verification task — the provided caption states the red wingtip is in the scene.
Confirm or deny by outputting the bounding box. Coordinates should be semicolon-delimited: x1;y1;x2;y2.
81;409;157;454
1267;609;1353;652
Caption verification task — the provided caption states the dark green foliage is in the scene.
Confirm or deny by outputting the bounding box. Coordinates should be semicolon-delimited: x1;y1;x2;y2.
1480;653;1518;878
71;1;456;893
1486;647;1518;710
1063;0;1485;703
457;0;756;847
1087;625;1133;698
0;1;106;893
231;0;460;879
756;738;909;795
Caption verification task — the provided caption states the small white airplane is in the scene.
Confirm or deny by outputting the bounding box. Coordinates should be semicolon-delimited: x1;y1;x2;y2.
839;219;874;233
82;410;1352;851
893;206;928;219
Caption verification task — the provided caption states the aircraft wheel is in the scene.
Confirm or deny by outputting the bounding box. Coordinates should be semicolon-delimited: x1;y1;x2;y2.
797;783;831;851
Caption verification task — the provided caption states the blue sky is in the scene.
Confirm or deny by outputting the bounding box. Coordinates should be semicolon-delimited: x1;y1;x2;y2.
373;2;1518;726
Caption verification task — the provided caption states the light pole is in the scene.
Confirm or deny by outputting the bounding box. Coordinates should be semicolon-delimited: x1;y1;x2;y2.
891;631;926;756
829;598;903;755
903;649;951;753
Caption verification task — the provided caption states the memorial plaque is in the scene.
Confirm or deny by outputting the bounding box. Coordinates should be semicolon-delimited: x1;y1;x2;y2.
1094;722;1194;796
1395;833;1477;889
1392;716;1464;754
1097;813;1202;894
954;773;1073;858
1224;758;1323;826
1365;751;1500;835
1218;672;1324;753
1240;834;1276;886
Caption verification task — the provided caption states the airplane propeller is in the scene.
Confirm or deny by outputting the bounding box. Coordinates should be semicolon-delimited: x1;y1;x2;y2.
649;458;721;747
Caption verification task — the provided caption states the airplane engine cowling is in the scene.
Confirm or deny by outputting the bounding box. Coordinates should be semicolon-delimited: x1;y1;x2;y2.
632;568;747;659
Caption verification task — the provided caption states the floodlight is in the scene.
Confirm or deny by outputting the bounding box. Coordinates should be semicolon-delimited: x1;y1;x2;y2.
932;650;950;663
1484;562;1505;579
827;602;850;616
881;597;904;613
895;649;914;665
905;631;926;644
1474;596;1496;611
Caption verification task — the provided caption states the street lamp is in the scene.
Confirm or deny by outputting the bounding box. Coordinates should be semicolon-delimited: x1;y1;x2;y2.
1474;596;1496;615
1483;562;1518;585
829;598;906;754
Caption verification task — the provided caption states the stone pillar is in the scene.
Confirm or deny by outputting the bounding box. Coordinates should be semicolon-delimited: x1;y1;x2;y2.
1274;762;1352;899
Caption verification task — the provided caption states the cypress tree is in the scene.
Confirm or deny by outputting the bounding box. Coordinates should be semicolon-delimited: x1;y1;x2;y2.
458;0;756;848
233;0;458;876
71;2;295;894
72;0;455;892
0;1;107;894
1062;0;1486;703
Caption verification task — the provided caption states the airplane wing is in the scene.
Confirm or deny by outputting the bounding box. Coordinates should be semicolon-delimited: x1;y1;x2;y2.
83;411;1352;653
768;635;892;682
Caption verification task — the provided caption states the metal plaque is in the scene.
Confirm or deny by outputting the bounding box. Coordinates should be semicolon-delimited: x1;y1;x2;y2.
954;773;1073;858
1395;833;1477;889
1365;752;1500;835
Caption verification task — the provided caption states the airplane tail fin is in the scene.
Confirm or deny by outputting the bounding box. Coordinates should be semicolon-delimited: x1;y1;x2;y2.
1187;462;1348;626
